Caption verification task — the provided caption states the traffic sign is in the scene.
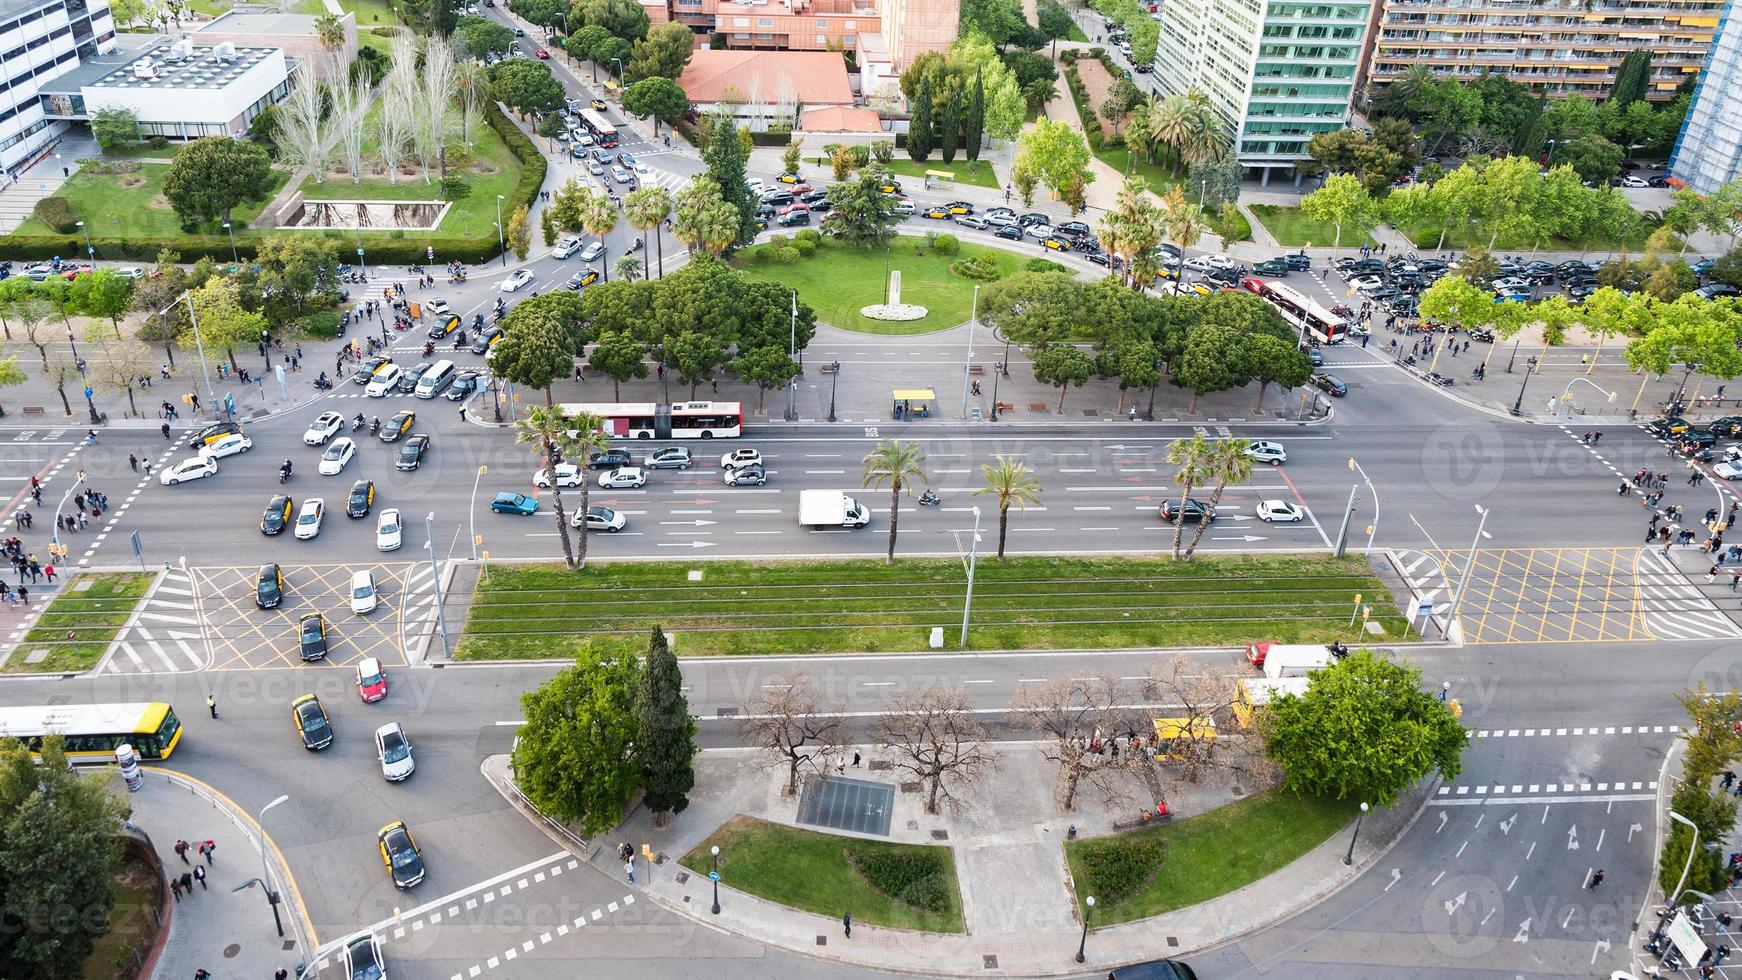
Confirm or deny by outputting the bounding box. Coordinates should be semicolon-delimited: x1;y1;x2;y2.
710;871;720;882
83;386;93;400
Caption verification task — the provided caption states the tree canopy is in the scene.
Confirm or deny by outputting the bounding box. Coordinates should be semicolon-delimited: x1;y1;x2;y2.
513;649;644;833
161;136;274;227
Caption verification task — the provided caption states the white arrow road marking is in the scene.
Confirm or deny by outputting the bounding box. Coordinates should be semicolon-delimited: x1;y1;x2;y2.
1212;535;1266;542
1628;822;1642;843
1385;868;1401;891
656;540;717;548
1567;825;1579;850
1436;812;1448;833
658;520;718;526
1591;938;1610;964
1513;918;1531;943
1500;812;1517;835
1445;891;1467;916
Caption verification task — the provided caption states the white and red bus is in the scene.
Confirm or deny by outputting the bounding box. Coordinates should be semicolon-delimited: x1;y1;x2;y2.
1248;279;1348;344
560;401;742;439
578;108;619;148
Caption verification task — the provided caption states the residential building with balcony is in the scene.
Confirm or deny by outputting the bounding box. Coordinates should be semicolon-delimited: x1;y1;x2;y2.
1668;0;1741;192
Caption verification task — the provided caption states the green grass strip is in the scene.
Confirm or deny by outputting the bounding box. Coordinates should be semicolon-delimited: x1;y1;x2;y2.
11;572;155;674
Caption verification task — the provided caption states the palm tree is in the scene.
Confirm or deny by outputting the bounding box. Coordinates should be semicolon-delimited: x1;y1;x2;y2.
580;191;617;281
973;456;1043;559
1160;186;1209;286
313;14;345;56
698;201;740;256
516;406;581;569
623;187;672;279
1181;438;1254;561
1165;434;1214;560
1123;97;1157;164
861;439;928;564
1147;94;1192;174
1178;91;1229;170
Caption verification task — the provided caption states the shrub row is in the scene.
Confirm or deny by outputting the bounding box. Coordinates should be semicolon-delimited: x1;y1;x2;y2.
32;196;77;234
845;845;954;913
1074;835;1165;907
1061;63;1104;149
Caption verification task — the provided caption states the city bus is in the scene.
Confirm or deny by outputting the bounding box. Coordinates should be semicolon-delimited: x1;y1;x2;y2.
577;108;619;148
0;702;183;763
560;401;744;439
1249;279;1348;344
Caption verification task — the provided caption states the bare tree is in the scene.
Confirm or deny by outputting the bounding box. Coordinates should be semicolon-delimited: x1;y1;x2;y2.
772;72;799;132
330;70;369;183
1143;655;1238;786
739;672;843;796
376;37;419;183
456;61;487;147
416;36;458;183
87;332;154;418
277;67;331;182
1011;674;1142;811
12;298;55;373
875;689;995;814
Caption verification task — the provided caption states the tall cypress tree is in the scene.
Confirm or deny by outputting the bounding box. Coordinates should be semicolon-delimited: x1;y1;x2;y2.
635;626;697;824
964;69;986;162
938;94;960;164
431;0;457;36
702;111;757;247
1610;50;1652;107
908;78;935;162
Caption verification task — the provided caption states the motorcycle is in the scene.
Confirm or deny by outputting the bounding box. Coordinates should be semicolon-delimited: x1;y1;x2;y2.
628;237;644;252
472;313;485;329
918;489;941;506
421;341;436;357
370;417;381;435
351;414;365;432
279;464;292;484
453;333;467;350
313;373;333;391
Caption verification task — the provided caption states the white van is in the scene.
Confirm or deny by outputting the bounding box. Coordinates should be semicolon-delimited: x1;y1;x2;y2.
1245;641;1334;679
415;360;456;399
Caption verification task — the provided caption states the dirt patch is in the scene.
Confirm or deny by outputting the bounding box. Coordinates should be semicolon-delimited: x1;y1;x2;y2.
1076;58;1126;138
149;194;170;209
470;157;501;176
81;852;161;980
117;175;147;190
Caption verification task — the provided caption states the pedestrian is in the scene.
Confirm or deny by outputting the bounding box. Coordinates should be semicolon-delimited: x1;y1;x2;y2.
1588;868;1605;889
277;970;289;980
43;564;54;583
852;751;861;767
206;694;217;718
128;454;138;472
180;871;193;894
195;970;210;980
1619;480;1630;496
202;839;215;864
1707;564;1718;584
459;406;467;422
843;910;852;938
625;859;635;883
175;839;190;863
193;865;206;889
161;422;171;440
1731;571;1739;591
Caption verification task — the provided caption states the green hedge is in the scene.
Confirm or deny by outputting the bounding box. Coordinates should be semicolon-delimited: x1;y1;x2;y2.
1075;835;1166;907
0;102;543;264
33;196;77;234
845;844;954;913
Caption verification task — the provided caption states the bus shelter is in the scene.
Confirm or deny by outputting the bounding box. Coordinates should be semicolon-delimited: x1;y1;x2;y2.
892;388;935;420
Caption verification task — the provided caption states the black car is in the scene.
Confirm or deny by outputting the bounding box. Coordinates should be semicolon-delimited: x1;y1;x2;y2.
447;371;481;400
761;190;793;206
256;563;283;609
587;448;633;470
397;433;430;470
1056;220;1091;240
777;210;810;227
396;362;429;393
298;615;327;663
347;479;375;518
187;421;242;450
471;326;503;354
292;693;332;746
1678;429;1719;448
1647;416;1691;436
261;495;293;535
1017;212;1049;228
1566;282;1598;300
995;225;1023;241
1110;959;1199;980
1253;258;1290;276
1313;374;1349;397
799;189;827;204
810;198;833;212
380;410;415;442
1708;416;1742;438
1305;347;1324;367
1283;252;1312;271
1160;498;1216;524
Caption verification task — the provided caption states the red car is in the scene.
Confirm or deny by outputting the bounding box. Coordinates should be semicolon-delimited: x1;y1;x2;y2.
788;182;814;196
356;656;389;702
535;48;550;59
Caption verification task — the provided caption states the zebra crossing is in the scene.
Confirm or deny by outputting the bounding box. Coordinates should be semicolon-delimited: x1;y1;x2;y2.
1635;546;1742;641
399;560;442;661
102;568;206;674
1386;549;1453;635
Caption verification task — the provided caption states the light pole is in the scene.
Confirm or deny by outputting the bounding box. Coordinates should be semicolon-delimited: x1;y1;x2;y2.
1347;457;1379;554
1555;377;1615;417
222;221;238;264
1510;357;1535;416
960;505;982;647
51;470;85;557
827;360;840;422
611;56;624;80
1445;504;1492;635
357;246;368;282
961;284;979;419
785;290;798;421
496;194;507;267
469;465;488;561
1075;895;1095;963
1440;680;1451;702
177;291;219;418
1668;810;1702;907
75;219;92;261
990;361;1003;421
256;794;290;936
425;511;452;656
1342;801;1370;865
709;845;721;914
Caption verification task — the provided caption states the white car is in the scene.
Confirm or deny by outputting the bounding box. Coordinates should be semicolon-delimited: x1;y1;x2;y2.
1620;175;1649;188
377;508;403;551
746;177;766;193
984;210;1017;227
611;167;632;184
1257;499;1304;523
159;456;217;486
500;269;535;292
598;466;647;489
319;437;357;475
303;411;345;446
427;298;451;316
571;506;627;531
533;463;582;488
199;433;253;460
1244;440;1286;464
1347;275;1385;292
374;721;415;781
350;569;379;614
1024;224;1055;240
553;236;582;259
114;266;145;280
1715;461;1742;481
1491;276;1533;294
579;242;605;262
294;498;325;539
719;448;763;470
1185;254;1236;271
366;365;403;397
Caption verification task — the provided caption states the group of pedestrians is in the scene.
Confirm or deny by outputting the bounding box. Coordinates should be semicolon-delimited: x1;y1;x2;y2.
167;838;216;903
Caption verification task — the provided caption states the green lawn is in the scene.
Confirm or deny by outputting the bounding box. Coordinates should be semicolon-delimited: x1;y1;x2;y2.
456;554;1403;660
1065;789;1350;925
873;158;1003;191
98;142;183;160
298;113;522;236
735;235;1028;335
9;572;155;674
337;0;407;53
681;816;965;932
1067;22;1090;41
1211;206;1253;245
1090;145;1184;198
1248;204;1378;250
11;165;288;239
81;852;159;979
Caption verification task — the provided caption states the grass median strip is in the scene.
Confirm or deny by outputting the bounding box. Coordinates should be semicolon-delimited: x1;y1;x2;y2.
1064;788;1348;925
456;554;1404;659
680;815;965;932
9;572;155;674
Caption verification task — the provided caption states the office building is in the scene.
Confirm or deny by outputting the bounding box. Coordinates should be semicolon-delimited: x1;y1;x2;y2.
0;0;117;175
1669;0;1742;192
39;35;292;141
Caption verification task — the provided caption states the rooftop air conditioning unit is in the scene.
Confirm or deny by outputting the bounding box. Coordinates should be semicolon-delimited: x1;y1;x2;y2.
165;37;193;60
215;41;238;61
133;57;157;79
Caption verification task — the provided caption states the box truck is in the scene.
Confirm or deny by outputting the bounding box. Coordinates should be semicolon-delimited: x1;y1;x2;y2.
798;490;870;528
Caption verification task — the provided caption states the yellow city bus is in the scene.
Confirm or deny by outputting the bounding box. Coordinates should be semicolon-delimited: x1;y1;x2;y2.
1151;716;1217;761
0;702;183;762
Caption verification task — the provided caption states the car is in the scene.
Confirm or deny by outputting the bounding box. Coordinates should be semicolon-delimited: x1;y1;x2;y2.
500;269;535;292
1312;374;1349;397
719;448;763;470
1648;417;1692;436
392;433;428;471
1620;174;1649;188
368;508;402;555
945;201;973;215
261;495;294;535
1566;281;1599;300
567;268;600;290
876;178;902;194
160;456;218;486
472;327;504;354
598;466;647;489
357;657;389;702
645;447;693;470
1716;460;1742;481
1017;212;1049;228
535;46;549;58
1025;224;1055;240
256;562;284;609
984;207;1016;226
303;411;346;445
1347;274;1385;292
1709;416;1742;438
589;161;605;176
380;410;415;442
1253;258;1290;276
319;437;357;475
781;201;811;217
347;479;376;518
365;364;403;397
590;98;607;110
1691;257;1717;276
352;356;390;385
490;491;539;515
619;153;637;167
294;498;326;539
995;225;1024;241
1244;440;1287;464
588;448;634;470
534;463;583;488
798;188;828;204
1491;276;1533;294
1160;498;1216;523
579;241;605;262
1186;254;1237;271
1696;283;1741;300
425;297;451;317
1283;252;1312;271
746;177;766;193
114;266;146;280
922;205;952;220
892;200;915;215
1306;347;1324;367
187;421;242;449
1257;499;1304;523
778;171;801;184
611;167;632;184
350;569;379;615
778;210;810;227
377;821;425;888
553;236;583;259
723;462;767;486
448;371;481;400
292;694;333;749
375;722;415;781
571;506;626;531
1041;236;1072;251
760;189;794;206
1055;220;1091;240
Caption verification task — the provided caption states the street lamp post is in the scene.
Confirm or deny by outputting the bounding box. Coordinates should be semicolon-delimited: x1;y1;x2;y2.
425;512;452;656
261;329;272;372
961;284;979;419
827;360;840;422
1510;359;1536;416
1347;457;1379;554
1555;377;1615;417
222;221;238;264
256;794;290;936
960;505;982;647
1668;810;1702;907
710;845;721;914
180;291;220;418
1342;801;1370;865
785;291;798;422
1075;895;1095;963
611;57;624;79
496;194;507;267
990;361;1003;421
76;220;93;261
1445;504;1492;635
469;465;488;561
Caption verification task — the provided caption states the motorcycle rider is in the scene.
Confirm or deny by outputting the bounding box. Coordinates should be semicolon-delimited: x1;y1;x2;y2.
370;416;381;434
280;459;292;479
353;412;366;430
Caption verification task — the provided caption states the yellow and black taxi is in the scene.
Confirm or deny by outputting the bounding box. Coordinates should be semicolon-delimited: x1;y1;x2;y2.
298;612;328;661
186;421;242;449
565;268;600;291
777;171;801;184
347;479;376;518
291;693;333;750
922;205;952;220
429;314;462;339
944;201;973;215
590;98;607;111
1041;236;1072;251
255;562;284;609
379;410;415;443
377;821;426;889
260;495;294;536
877;178;902;195
351;355;392;385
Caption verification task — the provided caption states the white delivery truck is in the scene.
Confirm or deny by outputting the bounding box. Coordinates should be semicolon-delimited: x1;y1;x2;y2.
1243;641;1340;679
799;490;871;528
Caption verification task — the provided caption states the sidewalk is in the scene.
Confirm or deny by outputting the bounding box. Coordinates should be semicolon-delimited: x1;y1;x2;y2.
123;767;314;980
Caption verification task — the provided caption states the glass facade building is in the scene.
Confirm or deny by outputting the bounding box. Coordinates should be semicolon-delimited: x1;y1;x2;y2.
0;0;115;174
1669;0;1741;193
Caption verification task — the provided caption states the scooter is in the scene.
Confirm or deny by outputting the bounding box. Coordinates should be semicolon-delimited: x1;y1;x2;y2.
370;417;381;435
313;374;333;391
421;340;436;357
279;466;292;484
351;414;366;432
918;489;941;506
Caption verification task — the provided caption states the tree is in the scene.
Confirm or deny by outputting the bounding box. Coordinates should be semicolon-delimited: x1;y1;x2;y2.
573;0;650;42
908;78;935;162
1610;49;1652;108
490;58;566;117
1146;655;1247;786
1560;133;1624;185
822;168;901;249
1246;333;1311;412
1011;674;1140;811
1299;173;1379;256
623;186;672;278
68;268;131;338
622;77;689;137
627;20;694;81
673;177;741;257
89;107;138;152
1180;437;1251;560
1164;433;1212;559
376;38;419;183
1012;160;1038;207
1036;0;1074;57
963;69;985;162
958;0;1025;44
580;192;617;279
1128;16;1160;66
587;329;649;397
861;439;927;563
429;0;458;35
740;671;843;795
506;203;533;260
313;11;347;53
512;649;642;833
184;278;265;371
161;136;274;227
972;455;1041;558
277;67;332;182
875;689;994;814
0;735;128;977
415;37;459;184
635;626;697;824
1260;650;1468;805
0;357;25;414
937;92;960;164
1016;118;1092;199
701;111;756;247
733;344;799;411
1031;344;1093;412
565;23;612;80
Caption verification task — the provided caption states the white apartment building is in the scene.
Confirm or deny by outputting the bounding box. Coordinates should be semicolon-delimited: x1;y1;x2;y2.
0;0;116;175
1669;0;1742;193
